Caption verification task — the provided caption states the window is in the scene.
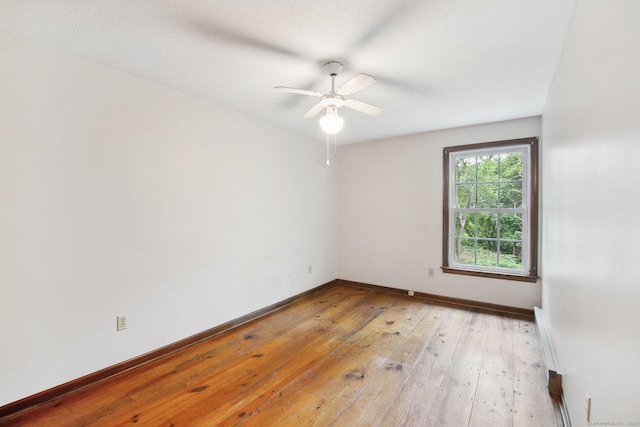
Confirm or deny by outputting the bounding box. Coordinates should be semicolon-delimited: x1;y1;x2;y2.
442;137;538;282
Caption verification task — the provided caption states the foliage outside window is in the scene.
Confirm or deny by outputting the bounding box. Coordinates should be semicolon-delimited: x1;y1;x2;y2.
442;137;538;282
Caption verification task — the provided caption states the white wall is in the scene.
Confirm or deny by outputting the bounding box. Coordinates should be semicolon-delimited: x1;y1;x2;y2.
338;117;541;309
541;1;640;424
0;30;337;406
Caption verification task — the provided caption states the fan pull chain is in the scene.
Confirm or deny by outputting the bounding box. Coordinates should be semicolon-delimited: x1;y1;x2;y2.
326;134;338;166
326;133;330;166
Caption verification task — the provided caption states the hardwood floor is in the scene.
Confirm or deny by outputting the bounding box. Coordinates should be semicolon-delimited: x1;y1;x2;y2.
2;283;562;426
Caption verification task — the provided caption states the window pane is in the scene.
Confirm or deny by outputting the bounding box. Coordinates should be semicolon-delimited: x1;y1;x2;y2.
499;181;522;208
455;184;476;208
498;213;522;240
455;157;476;183
476;213;497;239
477;183;498;208
454;238;475;266
499;152;523;181
476;240;498;267
454;212;475;238
477;155;498;183
499;241;522;269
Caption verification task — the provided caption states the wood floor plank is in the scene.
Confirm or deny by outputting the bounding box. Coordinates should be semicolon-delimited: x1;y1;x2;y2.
468;314;516;427
416;309;490;426
233;289;397;425
321;300;438;426
372;305;476;425
296;297;431;425
2;284;561;427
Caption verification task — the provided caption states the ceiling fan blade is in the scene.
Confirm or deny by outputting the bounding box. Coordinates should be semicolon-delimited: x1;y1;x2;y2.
344;99;383;116
302;103;325;119
350;2;419;51
274;86;322;97
192;19;310;63
338;74;376;95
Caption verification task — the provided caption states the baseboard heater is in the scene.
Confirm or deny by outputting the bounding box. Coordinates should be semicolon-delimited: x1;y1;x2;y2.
533;306;562;396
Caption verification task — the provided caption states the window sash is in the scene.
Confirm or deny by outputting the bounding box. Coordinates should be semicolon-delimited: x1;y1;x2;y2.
448;211;530;274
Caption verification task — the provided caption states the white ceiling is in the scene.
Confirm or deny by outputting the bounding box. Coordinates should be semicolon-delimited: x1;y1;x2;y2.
0;0;576;144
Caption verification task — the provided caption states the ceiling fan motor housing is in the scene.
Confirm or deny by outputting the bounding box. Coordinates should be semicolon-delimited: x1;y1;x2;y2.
323;61;343;76
320;95;344;108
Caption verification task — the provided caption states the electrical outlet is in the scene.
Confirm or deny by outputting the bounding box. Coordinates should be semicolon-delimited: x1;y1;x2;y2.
308;265;312;274
428;268;434;277
408;290;414;296
117;315;127;331
585;391;591;423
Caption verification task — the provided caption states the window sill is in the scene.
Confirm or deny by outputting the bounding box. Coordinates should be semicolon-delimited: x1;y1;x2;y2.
441;267;538;283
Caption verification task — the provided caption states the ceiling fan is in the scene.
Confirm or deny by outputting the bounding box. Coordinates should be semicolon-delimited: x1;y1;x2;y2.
274;61;382;134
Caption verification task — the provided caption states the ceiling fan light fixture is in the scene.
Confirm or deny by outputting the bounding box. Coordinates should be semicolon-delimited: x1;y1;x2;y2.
319;109;344;134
